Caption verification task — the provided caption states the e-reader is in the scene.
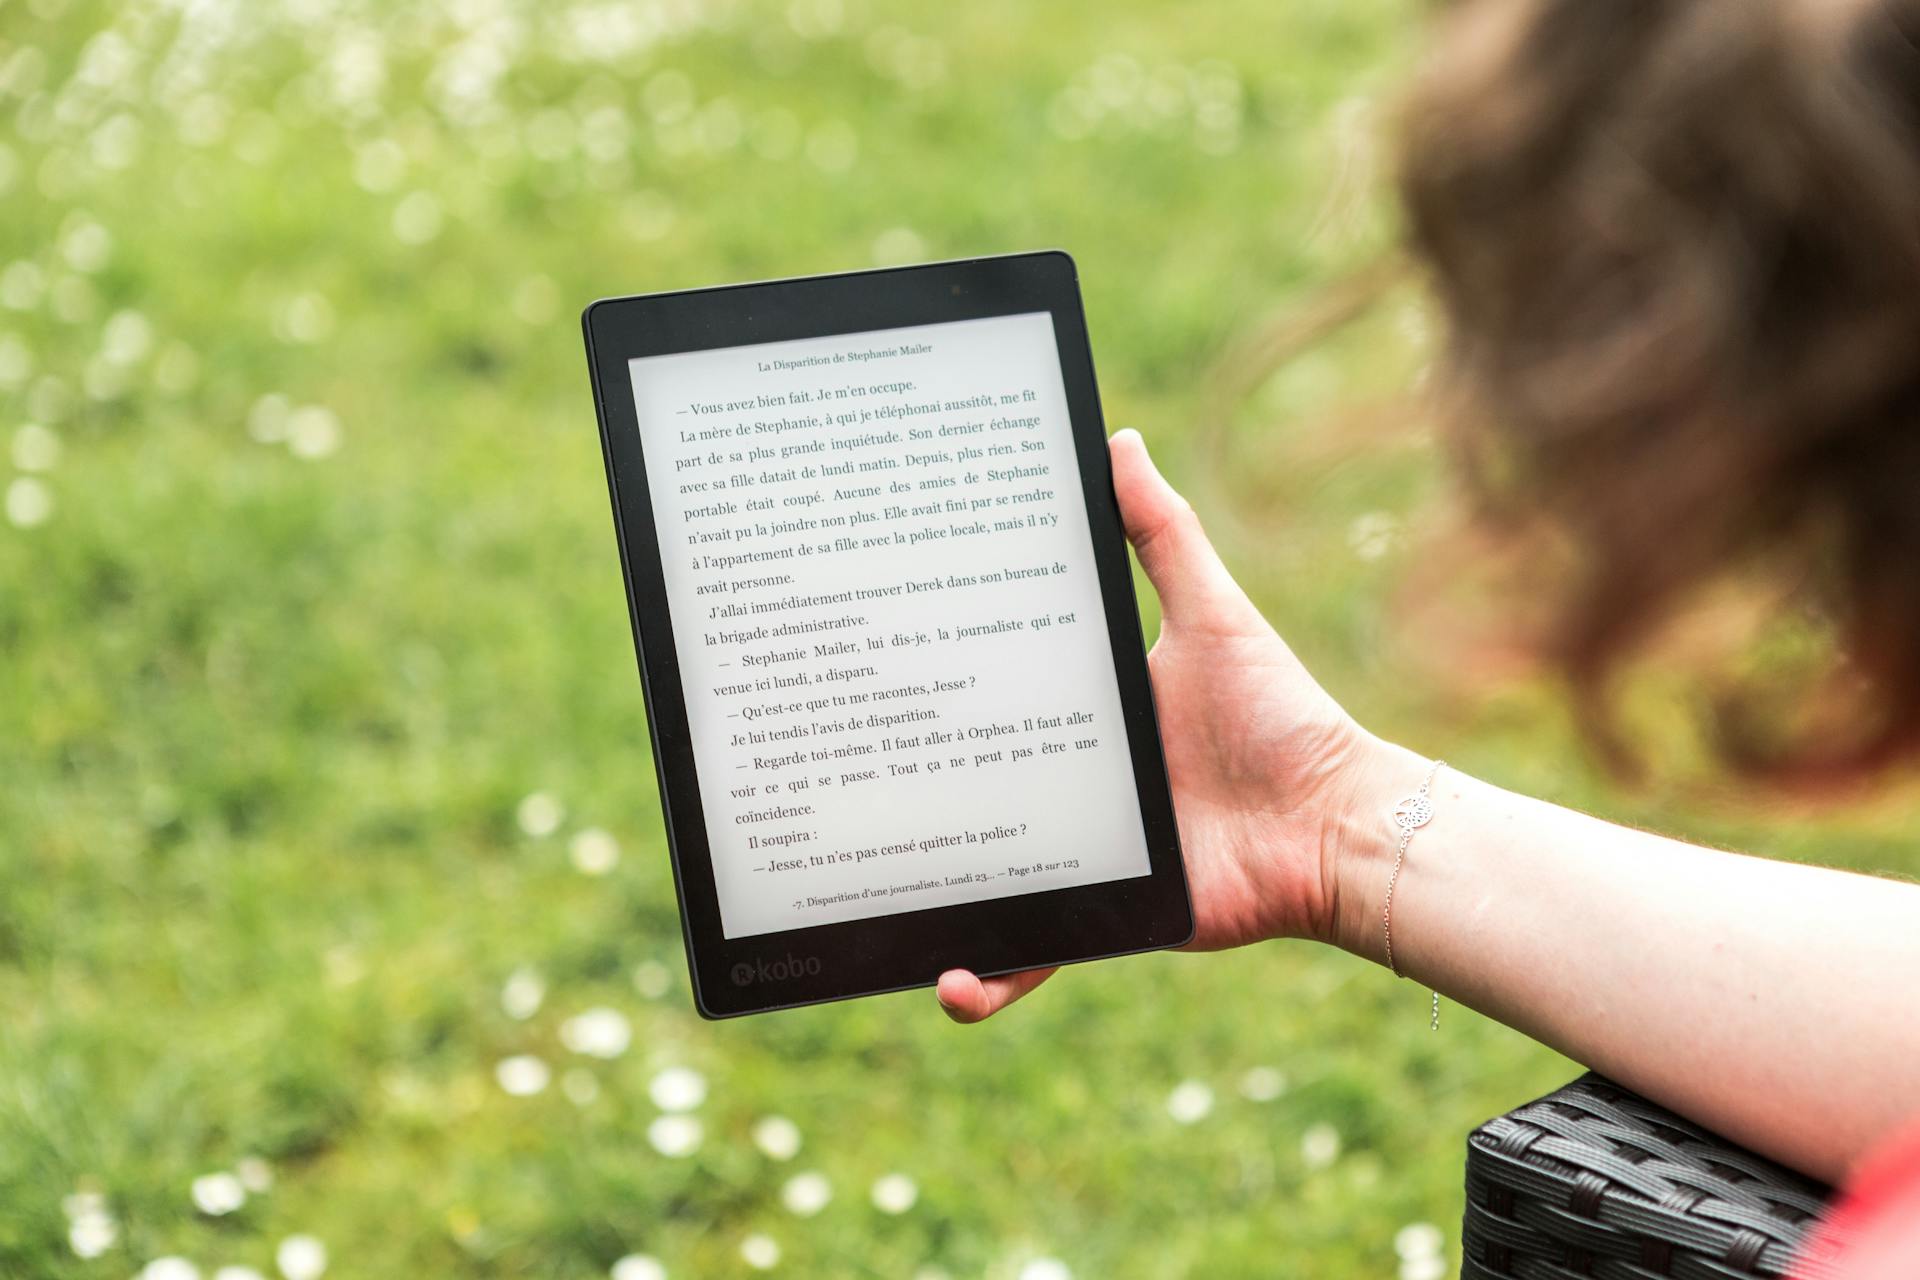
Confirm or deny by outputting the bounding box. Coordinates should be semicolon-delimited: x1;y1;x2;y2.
582;251;1192;1017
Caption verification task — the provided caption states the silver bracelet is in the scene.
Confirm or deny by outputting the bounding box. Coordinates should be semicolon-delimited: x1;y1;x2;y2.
1383;759;1445;1030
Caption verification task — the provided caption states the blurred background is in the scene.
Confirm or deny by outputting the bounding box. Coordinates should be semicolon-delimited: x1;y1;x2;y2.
5;0;1918;1277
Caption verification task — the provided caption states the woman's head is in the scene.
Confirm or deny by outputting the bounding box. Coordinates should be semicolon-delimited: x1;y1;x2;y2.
1399;0;1920;781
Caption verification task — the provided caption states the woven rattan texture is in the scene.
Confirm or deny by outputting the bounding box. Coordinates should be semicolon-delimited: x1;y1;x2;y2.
1462;1074;1847;1280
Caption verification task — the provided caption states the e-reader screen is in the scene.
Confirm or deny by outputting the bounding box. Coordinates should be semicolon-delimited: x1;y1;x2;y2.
627;311;1153;940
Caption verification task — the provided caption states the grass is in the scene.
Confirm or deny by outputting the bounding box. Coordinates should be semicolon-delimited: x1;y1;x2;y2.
3;1;1917;1277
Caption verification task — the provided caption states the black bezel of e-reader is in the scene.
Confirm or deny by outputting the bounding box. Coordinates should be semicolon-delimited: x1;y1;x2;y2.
581;250;1192;1018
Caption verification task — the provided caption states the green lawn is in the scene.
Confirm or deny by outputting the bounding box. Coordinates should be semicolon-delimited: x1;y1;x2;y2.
4;2;1917;1277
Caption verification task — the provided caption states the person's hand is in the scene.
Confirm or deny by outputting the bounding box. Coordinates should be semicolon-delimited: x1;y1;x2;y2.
936;428;1388;1022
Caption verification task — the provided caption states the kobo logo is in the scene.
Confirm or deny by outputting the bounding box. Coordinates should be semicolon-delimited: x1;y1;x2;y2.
730;953;823;986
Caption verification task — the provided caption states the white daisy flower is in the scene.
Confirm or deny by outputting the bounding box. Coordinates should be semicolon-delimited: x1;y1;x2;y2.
1395;1222;1444;1260
141;1259;200;1280
610;1255;666;1280
190;1171;246;1216
276;1235;327;1280
1166;1080;1213;1124
647;1065;705;1111
738;1234;779;1270
1238;1066;1286;1102
286;406;341;460
569;827;620;876
495;1055;551;1097
561;1007;631;1059
6;476;53;527
236;1157;273;1193
517;791;564;837
870;1173;917;1214
1301;1122;1341;1170
1400;1257;1445;1280
751;1115;801;1161
780;1171;831;1216
647;1114;702;1157
500;966;545;1020
1018;1259;1072;1280
67;1209;117;1258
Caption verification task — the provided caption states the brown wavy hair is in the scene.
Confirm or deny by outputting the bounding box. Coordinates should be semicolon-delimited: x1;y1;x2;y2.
1398;0;1920;783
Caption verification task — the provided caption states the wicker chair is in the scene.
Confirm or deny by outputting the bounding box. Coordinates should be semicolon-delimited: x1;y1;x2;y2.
1462;1074;1851;1279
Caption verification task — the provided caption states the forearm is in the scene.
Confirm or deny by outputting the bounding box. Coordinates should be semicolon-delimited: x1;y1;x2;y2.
1327;739;1920;1184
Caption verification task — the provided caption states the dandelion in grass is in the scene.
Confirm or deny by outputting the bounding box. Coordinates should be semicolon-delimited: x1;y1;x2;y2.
752;1114;802;1160
1301;1122;1341;1170
7;477;53;528
739;1234;780;1271
870;1172;917;1214
276;1235;326;1280
518;791;564;837
1238;1065;1286;1102
570;827;620;875
286;406;342;460
633;960;671;999
1166;1079;1214;1124
495;1054;551;1096
191;1171;246;1216
647;1113;702;1157
610;1256;666;1280
501;966;545;1019
140;1258;200;1280
648;1065;706;1111
1018;1259;1072;1280
236;1156;273;1193
562;1007;632;1059
392;191;444;245
781;1171;831;1216
562;1068;600;1106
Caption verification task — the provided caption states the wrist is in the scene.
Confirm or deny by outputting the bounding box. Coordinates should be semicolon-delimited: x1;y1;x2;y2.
1318;734;1438;964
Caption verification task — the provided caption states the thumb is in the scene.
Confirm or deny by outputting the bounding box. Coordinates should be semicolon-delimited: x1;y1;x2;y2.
1109;429;1262;634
